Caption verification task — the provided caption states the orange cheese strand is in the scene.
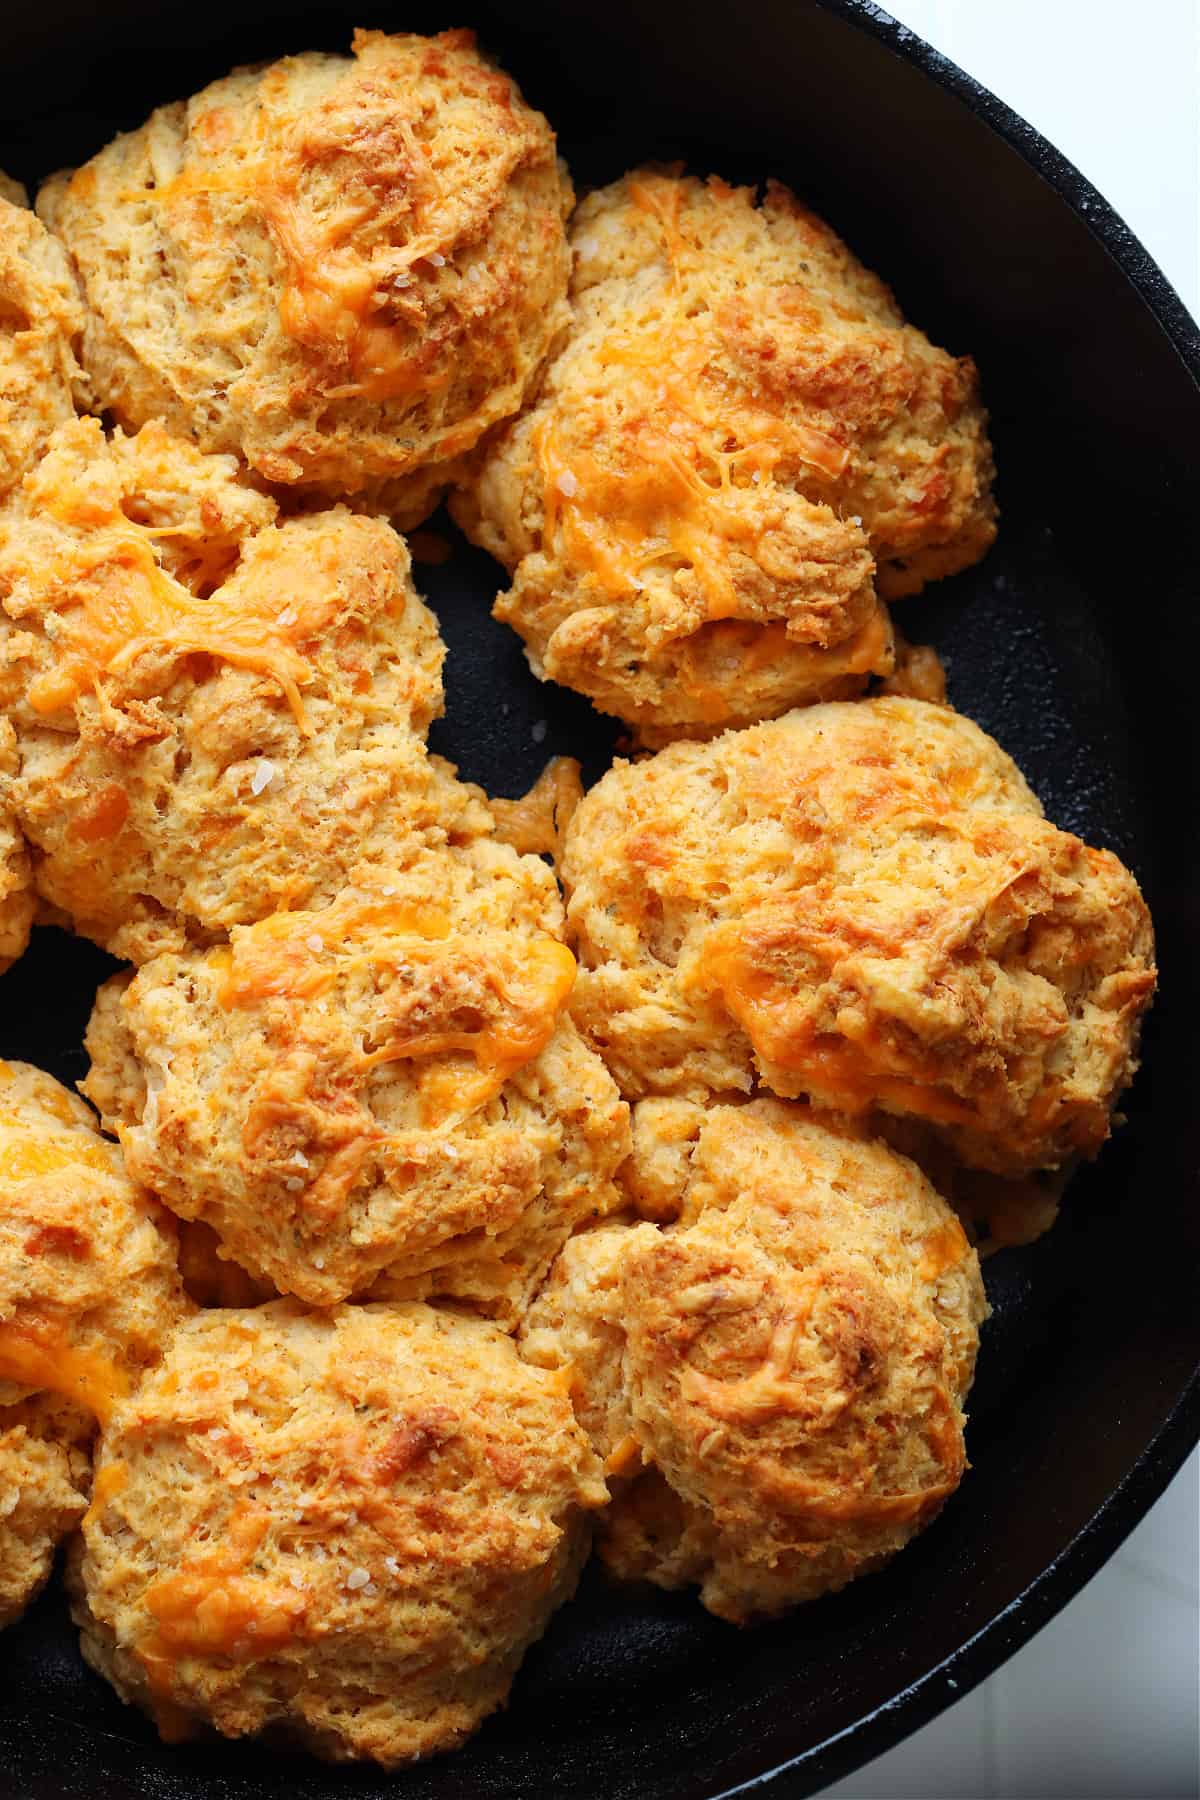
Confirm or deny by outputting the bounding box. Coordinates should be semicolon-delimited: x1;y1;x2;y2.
0;1114;113;1183
536;320;849;618
140;1506;307;1691
218;898;453;1008
148;104;445;406
83;1459;128;1528
24;480;345;731
0;1321;129;1425
219;894;576;1117
918;1217;970;1282
408;937;578;1123
702;937;977;1129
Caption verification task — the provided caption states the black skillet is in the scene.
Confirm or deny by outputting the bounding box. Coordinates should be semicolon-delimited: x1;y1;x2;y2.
1;2;1198;1795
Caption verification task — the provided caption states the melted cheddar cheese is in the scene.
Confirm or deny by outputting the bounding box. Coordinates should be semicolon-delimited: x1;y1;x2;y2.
217;894;577;1121
0;1319;129;1424
19;439;345;729
700;935;978;1129
0;1111;114;1182
139;1506;308;1695
537;323;850;621
143;75;449;406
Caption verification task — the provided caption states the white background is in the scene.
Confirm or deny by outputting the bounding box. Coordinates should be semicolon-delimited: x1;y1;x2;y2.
821;4;1200;1797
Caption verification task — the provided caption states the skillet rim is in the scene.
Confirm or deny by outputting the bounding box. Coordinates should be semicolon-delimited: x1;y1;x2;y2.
738;1;1200;1788
0;3;1196;1795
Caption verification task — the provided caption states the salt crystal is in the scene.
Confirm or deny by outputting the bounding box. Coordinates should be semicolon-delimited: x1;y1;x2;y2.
290;1151;309;1169
313;1254;325;1270
383;1556;400;1577
555;470;579;498
345;1567;371;1591
306;934;324;953
284;1176;304;1192
249;759;277;796
429;252;446;267
531;720;548;745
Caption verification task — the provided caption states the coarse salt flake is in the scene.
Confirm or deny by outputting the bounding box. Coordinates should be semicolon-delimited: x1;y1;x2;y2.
531;720;548;745
345;1567;371;1591
306;934;324;953
555;470;579;498
249;759;277;796
429;252;446;267
284;1176;304;1192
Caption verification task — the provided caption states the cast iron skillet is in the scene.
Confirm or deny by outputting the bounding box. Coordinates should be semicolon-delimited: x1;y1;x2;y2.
0;3;1197;1795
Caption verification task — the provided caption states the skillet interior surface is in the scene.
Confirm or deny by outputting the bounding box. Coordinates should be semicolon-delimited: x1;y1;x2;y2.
0;2;1197;1795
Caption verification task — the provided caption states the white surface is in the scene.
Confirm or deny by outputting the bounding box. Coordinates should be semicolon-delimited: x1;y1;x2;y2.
820;5;1200;1798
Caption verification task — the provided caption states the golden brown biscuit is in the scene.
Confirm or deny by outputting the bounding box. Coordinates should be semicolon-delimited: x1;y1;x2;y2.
75;1299;606;1763
84;847;630;1318
0;1059;187;1626
0;1058;187;1416
39;30;572;517
1;190;86;502
0;1393;91;1629
0;718;34;973
522;1099;986;1622
562;697;1155;1177
0;415;479;962
453;170;995;741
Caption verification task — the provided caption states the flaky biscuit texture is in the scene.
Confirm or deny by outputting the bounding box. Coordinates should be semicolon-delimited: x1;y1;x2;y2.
39;30;573;514
84;847;629;1317
522;1099;986;1621
454;170;995;740
0;191;87;503
0;1392;91;1628
562;697;1155;1176
75;1300;605;1763
0;416;477;962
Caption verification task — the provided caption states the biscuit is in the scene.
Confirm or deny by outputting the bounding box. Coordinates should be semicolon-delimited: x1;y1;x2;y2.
521;1098;987;1622
84;847;630;1317
0;190;86;502
562;697;1155;1177
39;30;572;517
0;1058;187;1415
74;1300;605;1763
0;415;478;962
0;1392;91;1629
453;170;995;741
0;1059;186;1625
